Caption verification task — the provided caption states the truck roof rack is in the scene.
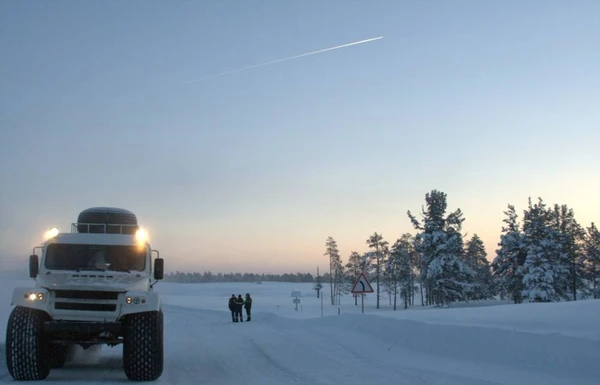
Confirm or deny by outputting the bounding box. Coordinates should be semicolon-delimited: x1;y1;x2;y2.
71;223;138;235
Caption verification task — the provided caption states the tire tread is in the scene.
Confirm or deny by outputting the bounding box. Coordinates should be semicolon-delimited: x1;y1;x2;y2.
5;306;51;380
123;310;164;381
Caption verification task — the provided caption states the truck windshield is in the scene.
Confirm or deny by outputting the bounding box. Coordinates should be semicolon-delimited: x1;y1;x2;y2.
45;244;146;272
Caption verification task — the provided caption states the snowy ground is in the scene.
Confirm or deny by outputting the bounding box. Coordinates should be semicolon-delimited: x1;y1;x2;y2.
1;279;599;384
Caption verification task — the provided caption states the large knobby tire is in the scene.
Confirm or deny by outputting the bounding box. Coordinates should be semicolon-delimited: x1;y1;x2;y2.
5;306;51;381
77;207;138;234
123;310;164;381
48;344;68;368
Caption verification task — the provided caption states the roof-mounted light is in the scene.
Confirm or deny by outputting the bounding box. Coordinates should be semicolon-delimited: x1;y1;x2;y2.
135;228;148;244
44;227;59;240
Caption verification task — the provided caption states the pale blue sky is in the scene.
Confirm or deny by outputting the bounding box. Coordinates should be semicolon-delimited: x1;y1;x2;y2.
1;0;599;273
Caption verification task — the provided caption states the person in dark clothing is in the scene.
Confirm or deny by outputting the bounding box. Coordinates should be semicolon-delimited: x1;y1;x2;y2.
235;294;244;322
244;293;252;321
228;294;237;322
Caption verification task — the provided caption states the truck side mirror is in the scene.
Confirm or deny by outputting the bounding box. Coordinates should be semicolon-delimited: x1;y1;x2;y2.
154;258;164;280
29;255;39;278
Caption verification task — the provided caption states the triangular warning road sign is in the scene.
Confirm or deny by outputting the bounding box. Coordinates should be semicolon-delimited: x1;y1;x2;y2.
351;272;374;293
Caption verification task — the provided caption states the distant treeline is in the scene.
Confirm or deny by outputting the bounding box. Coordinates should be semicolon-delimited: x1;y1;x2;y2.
164;271;319;283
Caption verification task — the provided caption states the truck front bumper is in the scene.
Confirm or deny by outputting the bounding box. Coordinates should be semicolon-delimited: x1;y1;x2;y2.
44;320;122;334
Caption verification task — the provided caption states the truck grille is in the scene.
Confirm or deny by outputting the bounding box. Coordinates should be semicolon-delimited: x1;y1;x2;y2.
51;290;121;313
55;302;117;312
53;290;119;300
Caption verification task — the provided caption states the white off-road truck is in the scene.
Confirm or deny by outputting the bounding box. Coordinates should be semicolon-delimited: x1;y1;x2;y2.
5;207;165;381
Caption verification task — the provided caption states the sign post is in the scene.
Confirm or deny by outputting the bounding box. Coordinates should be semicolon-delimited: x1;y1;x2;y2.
350;272;374;313
320;290;324;317
291;291;302;311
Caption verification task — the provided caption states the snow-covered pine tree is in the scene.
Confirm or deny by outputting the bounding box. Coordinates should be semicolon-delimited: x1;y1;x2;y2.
383;256;395;307
436;226;475;304
521;198;560;302
345;251;362;281
382;242;398;307
408;190;473;306
324;237;343;305
381;243;392;306
550;204;586;300
408;193;440;306
406;233;419;307
361;252;375;278
412;235;426;306
366;232;388;309
332;257;346;306
465;234;494;300
390;233;417;309
345;251;362;305
584;223;600;298
492;205;526;303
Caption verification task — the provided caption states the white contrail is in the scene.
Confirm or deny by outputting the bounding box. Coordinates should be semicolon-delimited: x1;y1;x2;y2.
183;36;383;84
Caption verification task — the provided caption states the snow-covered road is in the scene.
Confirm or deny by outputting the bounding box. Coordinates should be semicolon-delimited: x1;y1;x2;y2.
2;302;599;385
2;281;600;385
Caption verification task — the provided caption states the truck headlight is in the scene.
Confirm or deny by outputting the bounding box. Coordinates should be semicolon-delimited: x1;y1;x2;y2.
25;292;45;301
125;296;146;305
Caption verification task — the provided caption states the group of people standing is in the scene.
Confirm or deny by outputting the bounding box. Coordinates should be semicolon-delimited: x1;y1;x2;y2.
229;293;252;322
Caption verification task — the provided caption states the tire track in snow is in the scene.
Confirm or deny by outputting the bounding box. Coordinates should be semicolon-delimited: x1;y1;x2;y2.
162;306;490;385
306;327;486;385
163;305;314;385
238;335;313;384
